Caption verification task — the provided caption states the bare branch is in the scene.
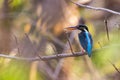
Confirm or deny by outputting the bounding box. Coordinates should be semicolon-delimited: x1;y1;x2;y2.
108;60;120;74
51;43;59;60
0;52;85;61
64;31;75;54
13;35;21;55
24;33;42;59
51;43;59;54
0;44;119;61
104;18;110;41
70;0;120;15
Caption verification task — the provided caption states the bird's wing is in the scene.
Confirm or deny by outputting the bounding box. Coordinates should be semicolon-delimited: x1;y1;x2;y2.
88;33;93;49
78;32;88;51
78;32;93;56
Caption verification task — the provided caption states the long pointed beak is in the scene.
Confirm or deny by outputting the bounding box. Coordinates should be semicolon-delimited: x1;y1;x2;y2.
64;26;77;31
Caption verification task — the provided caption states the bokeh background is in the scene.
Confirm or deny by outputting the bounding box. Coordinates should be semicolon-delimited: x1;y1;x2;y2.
0;0;120;80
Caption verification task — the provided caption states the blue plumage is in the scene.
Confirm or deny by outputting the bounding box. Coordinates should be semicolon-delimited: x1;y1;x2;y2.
78;30;93;57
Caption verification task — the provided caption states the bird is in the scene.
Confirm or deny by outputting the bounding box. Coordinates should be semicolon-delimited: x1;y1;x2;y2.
65;24;93;57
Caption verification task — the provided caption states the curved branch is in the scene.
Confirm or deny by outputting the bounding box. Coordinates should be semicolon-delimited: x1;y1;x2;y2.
0;44;119;61
70;0;120;15
0;52;85;61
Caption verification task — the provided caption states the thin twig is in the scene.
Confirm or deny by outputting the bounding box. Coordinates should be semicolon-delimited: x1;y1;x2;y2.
104;18;110;41
64;31;75;54
51;44;59;59
13;35;21;55
70;0;120;15
51;44;59;54
108;60;120;74
24;33;42;60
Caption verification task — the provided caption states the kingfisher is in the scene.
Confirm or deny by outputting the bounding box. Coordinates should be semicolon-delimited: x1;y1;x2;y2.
65;24;93;57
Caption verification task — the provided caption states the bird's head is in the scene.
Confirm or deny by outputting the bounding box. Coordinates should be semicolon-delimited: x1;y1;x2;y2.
76;24;89;32
64;24;89;32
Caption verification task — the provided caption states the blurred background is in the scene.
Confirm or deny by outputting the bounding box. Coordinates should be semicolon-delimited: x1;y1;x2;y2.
0;0;120;80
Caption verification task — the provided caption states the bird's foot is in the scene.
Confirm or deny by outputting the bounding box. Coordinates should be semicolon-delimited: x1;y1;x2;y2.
81;48;86;54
